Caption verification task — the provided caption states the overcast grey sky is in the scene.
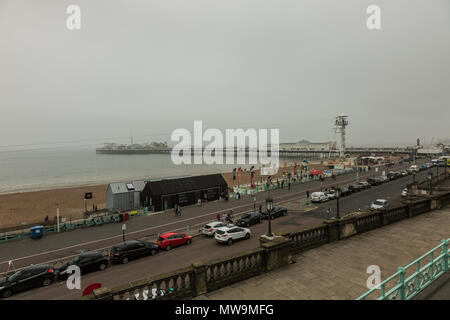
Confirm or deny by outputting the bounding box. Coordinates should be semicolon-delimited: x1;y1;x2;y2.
0;0;449;150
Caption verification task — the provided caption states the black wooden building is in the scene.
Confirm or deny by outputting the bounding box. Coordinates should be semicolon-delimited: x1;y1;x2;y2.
140;174;228;211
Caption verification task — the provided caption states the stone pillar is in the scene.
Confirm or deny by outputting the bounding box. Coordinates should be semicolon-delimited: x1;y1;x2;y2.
338;216;357;239
192;261;207;296
259;236;292;273
324;219;340;242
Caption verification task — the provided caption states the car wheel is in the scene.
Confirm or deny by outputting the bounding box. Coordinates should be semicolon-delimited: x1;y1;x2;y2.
244;233;250;240
121;257;129;264
2;289;12;299
227;238;233;245
283;210;287;216
99;263;107;271
150;249;156;256
166;245;172;251
42;278;52;287
186;239;191;245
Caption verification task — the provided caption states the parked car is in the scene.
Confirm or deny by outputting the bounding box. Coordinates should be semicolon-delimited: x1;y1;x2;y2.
370;199;389;210
410;165;419;173
311;192;328;203
237;212;262;227
261;206;288;219
348;184;363;193
215;226;251;245
202;221;232;237
357;181;371;189
57;251;109;280
400;170;408;176
111;240;159;264
325;189;337;200
157;232;192;251
379;176;389;183
0;264;55;299
339;186;352;197
366;178;380;186
401;188;408;197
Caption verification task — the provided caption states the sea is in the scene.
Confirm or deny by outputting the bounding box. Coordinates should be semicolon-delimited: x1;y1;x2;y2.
0;147;313;194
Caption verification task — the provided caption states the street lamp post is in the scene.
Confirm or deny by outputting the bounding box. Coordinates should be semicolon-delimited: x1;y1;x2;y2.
266;197;273;237
336;188;340;219
428;173;433;195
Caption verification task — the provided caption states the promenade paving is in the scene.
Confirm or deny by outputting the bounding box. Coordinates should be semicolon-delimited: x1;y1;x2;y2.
194;206;450;300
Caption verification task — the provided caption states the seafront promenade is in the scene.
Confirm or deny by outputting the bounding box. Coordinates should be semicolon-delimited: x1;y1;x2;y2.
194;207;450;300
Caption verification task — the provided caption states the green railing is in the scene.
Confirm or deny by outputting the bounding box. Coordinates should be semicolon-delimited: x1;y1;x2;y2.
357;238;449;300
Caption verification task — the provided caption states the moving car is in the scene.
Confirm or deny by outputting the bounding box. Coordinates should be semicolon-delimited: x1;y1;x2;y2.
111;240;159;264
215;226;251;245
0;264;55;299
202;221;232;237
57;251;109;280
370;199;389;210
237;212;262;227
311;192;328;203
261;206;288;219
157;232;192;251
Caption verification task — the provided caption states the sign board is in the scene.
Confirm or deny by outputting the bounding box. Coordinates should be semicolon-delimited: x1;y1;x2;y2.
84;192;93;200
122;224;126;231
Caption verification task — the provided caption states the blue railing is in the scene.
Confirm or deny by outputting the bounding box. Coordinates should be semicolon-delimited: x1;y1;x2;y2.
357;238;449;300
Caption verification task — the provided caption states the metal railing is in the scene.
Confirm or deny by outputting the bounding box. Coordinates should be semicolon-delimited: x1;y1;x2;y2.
357;238;449;300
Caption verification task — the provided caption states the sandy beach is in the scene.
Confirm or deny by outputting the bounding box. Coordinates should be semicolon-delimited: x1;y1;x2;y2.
0;162;327;230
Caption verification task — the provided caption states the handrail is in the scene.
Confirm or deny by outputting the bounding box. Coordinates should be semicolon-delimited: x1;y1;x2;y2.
357;238;449;300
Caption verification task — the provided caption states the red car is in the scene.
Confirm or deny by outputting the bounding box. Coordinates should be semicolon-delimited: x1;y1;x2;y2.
157;232;192;251
310;169;323;176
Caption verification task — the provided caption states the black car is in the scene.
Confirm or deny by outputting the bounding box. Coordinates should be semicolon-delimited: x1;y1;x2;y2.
339;186;352;197
110;240;159;264
237;212;262;227
348;184;363;193
0;264;55;299
261;206;287;220
366;178;380;186
56;252;109;280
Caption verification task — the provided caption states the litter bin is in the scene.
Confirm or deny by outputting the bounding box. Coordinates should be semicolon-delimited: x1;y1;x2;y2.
124;213;129;221
30;226;44;239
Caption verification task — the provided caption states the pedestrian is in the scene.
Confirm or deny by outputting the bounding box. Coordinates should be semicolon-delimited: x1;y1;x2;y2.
217;213;221;221
197;198;202;206
174;204;178;216
327;207;331;217
177;206;182;216
281;180;284;189
259;204;262;213
306;190;310;199
288;181;291;190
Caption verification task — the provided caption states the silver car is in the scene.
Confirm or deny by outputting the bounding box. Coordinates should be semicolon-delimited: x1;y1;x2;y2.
202;221;232;237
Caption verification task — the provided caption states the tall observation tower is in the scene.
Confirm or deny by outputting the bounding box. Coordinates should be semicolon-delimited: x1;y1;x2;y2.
335;114;348;159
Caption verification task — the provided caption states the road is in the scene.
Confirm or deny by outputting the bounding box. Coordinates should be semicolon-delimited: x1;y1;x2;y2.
2;161;435;300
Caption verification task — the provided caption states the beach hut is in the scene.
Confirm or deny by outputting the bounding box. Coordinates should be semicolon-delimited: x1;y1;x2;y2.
106;180;146;212
140;174;228;212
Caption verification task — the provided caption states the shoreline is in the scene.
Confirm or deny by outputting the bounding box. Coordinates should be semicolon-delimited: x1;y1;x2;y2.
0;161;328;229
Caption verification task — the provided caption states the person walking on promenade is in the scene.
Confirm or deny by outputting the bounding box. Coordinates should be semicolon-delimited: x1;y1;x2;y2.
177;206;182;216
288;181;291;190
174;204;178;216
217;213;221;221
306;190;310;200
